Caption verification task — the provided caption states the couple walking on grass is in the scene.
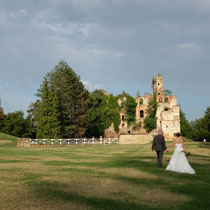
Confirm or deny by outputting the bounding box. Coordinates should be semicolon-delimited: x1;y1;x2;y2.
152;130;195;174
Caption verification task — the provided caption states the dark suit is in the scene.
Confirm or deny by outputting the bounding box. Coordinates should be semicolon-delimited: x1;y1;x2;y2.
152;134;167;168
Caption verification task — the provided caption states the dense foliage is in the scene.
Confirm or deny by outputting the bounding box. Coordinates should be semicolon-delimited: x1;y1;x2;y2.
124;94;137;125
2;61;209;140
46;60;88;138
144;93;158;132
85;90;121;137
0;111;32;137
180;107;210;141
36;77;61;138
27;60;89;138
191;106;210;141
0;106;5;127
180;109;193;139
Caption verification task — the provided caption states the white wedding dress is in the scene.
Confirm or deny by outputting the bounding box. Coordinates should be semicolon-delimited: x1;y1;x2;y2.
166;143;195;174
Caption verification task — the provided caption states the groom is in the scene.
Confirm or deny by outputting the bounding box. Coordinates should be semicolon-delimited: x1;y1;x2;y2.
152;129;167;168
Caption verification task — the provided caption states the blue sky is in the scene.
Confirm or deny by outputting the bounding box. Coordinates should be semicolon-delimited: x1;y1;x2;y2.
0;0;210;121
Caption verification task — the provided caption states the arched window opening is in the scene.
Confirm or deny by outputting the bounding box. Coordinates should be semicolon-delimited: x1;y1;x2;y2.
140;110;144;118
165;97;168;103
164;107;169;111
122;115;125;121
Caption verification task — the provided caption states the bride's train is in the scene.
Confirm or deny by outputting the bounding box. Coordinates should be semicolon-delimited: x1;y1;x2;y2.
166;143;195;174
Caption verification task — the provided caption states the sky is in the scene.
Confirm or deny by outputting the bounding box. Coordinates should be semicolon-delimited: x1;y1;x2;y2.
0;0;210;121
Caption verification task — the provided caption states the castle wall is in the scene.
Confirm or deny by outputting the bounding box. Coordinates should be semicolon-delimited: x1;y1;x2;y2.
119;134;152;144
104;74;181;141
156;97;180;139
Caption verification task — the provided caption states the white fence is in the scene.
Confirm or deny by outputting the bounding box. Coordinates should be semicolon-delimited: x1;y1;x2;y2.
30;137;119;145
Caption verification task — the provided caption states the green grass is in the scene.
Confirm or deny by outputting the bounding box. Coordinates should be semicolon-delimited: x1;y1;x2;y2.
0;138;209;210
0;132;17;147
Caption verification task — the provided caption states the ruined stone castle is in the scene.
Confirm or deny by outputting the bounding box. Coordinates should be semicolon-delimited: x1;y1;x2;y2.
105;74;181;140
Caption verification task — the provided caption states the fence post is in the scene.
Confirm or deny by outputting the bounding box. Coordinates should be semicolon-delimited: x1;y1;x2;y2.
92;137;95;144
100;136;102;144
109;138;111;144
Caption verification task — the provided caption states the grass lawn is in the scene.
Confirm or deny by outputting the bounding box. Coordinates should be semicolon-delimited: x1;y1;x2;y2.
0;134;210;210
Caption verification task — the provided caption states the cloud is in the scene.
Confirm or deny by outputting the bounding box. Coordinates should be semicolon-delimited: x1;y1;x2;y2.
0;0;210;121
82;80;104;92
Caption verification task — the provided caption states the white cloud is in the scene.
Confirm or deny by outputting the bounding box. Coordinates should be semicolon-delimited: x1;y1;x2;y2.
82;80;104;91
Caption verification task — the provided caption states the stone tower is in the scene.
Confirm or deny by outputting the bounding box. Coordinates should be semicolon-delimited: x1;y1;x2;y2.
152;74;164;97
104;74;181;140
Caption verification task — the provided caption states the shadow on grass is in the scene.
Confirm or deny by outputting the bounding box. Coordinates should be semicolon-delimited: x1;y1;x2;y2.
199;142;210;149
28;180;162;210
15;150;208;210
0;159;28;163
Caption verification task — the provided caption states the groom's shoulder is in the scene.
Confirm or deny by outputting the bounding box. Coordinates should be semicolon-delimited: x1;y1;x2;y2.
155;134;164;139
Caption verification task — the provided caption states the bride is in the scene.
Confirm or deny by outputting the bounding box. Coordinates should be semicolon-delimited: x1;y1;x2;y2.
166;132;195;174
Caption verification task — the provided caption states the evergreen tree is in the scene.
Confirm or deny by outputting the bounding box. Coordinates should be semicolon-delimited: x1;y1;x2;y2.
36;77;61;138
48;83;62;138
36;77;50;138
47;60;88;138
27;100;41;138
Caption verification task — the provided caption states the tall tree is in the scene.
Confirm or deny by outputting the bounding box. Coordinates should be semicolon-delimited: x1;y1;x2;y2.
47;60;88;138
36;77;61;138
27;100;41;138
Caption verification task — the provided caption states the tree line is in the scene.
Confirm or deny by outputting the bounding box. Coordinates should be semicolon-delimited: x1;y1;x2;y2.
0;60;209;141
0;60;136;139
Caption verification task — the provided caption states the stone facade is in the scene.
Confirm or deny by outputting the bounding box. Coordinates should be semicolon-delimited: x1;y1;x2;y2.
152;75;180;139
105;74;180;140
17;138;31;147
119;134;152;144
